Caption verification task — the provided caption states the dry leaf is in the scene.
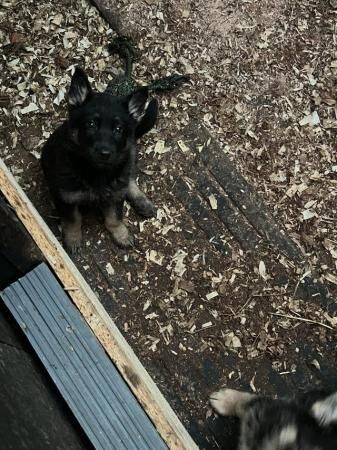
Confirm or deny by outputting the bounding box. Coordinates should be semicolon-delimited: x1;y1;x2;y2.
105;263;114;275
146;249;164;265
302;210;316;220
224;332;242;349
208;194;217;210
143;299;151;311
21;103;39;114
311;359;321;370
145;312;159;320
259;261;267;280
172;250;188;277
206;291;218;300
177;140;190;153
154;140;170;155
299;111;320;126
323;313;337;327
324;273;337;285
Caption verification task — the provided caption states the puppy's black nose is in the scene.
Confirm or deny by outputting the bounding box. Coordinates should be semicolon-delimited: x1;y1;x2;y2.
99;148;111;159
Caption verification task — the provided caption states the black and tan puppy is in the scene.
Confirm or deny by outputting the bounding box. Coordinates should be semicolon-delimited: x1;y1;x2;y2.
41;68;156;253
210;388;337;450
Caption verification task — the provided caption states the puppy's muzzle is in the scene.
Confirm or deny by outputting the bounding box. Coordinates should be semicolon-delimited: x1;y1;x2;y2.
98;146;112;160
92;144;116;166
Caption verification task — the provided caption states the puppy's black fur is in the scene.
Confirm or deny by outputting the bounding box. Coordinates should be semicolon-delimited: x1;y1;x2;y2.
41;68;156;253
210;388;337;450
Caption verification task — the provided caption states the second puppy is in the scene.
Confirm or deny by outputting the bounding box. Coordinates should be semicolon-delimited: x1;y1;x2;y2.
210;388;337;450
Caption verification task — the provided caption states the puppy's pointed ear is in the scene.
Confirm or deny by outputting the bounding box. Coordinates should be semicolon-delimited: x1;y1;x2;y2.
68;67;92;107
128;87;148;121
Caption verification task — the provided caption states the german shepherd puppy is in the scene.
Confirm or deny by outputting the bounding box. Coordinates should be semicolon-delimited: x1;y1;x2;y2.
41;68;156;253
210;388;337;450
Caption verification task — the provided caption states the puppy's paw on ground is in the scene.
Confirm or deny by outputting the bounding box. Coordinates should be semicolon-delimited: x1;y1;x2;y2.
210;389;246;417
63;234;82;255
109;223;134;249
131;196;156;218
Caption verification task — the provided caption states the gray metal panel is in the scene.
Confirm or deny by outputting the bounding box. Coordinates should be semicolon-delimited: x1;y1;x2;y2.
1;263;168;450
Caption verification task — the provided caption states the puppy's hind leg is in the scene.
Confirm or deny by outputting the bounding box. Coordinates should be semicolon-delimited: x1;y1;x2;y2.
210;389;256;418
104;201;134;249
127;178;156;218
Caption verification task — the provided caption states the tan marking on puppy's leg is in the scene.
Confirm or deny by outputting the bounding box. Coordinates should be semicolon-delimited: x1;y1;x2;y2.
210;389;256;418
128;178;144;198
62;206;82;253
104;205;134;248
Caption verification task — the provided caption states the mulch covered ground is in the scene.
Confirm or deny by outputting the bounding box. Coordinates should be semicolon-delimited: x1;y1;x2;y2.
1;0;337;448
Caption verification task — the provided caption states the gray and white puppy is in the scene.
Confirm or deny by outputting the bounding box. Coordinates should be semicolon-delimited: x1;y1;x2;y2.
210;388;337;450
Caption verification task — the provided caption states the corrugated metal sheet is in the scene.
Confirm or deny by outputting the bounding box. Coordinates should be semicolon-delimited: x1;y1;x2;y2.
1;263;168;450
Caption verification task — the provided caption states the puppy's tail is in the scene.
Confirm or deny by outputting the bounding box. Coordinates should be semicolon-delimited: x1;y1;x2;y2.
108;36;138;79
109;37;190;93
147;74;190;93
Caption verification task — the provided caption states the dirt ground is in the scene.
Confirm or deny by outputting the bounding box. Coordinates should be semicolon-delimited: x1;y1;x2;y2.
1;0;337;448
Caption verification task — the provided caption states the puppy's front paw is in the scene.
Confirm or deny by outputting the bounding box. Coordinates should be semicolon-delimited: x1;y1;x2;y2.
131;196;156;218
210;389;247;417
64;235;82;255
109;223;134;249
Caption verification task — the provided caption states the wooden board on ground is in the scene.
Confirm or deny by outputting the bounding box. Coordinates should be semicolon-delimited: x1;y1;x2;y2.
2;263;168;450
0;158;198;450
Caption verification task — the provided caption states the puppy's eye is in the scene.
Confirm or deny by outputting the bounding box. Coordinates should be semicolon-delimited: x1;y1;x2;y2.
86;119;97;129
114;125;123;134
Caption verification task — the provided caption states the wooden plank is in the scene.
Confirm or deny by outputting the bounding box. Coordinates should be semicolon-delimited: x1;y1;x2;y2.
173;177;230;256
184;122;305;265
0;158;198;450
2;263;168;450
